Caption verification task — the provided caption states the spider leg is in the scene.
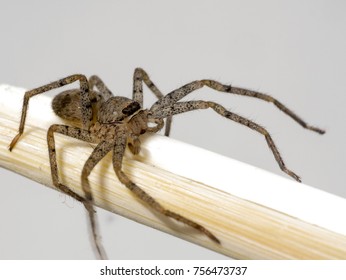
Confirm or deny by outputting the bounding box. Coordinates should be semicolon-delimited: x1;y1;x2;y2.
133;68;173;136
151;79;325;134
9;74;92;151
112;128;220;244
80;140;114;260
47;124;108;259
152;101;301;182
89;75;113;100
47;124;95;202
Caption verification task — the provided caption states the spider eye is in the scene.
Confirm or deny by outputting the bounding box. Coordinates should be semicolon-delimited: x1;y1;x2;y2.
122;101;141;116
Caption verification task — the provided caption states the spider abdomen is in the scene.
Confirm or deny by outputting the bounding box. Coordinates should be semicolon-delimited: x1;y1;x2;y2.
52;89;82;121
52;89;103;124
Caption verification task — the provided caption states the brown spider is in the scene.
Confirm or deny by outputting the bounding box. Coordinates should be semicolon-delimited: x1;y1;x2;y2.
8;68;324;259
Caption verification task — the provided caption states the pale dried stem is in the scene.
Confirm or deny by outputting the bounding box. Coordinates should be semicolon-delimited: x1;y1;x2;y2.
1;84;346;259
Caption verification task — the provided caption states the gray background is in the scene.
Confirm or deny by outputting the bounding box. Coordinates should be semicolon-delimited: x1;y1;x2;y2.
0;0;345;259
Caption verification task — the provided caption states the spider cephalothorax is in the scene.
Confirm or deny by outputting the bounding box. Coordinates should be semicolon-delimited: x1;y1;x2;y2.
9;68;324;259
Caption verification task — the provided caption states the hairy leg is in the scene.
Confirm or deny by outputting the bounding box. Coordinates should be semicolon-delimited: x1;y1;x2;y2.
152;100;301;182
89;75;113;100
151;79;325;134
47;124;107;258
80;140;114;259
9;75;92;150
46;124;95;202
112;127;220;244
133;68;172;136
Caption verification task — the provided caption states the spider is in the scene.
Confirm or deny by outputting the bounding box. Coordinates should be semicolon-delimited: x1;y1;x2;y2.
8;68;324;259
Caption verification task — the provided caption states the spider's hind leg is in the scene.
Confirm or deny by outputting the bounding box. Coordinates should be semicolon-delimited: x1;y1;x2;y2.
88;75;113;100
9;74;92;151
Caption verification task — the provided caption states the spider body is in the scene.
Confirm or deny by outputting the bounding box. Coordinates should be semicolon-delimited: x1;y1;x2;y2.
8;68;324;259
53;89;157;156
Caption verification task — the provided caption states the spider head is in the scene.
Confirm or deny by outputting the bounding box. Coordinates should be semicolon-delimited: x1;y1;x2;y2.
98;96;141;123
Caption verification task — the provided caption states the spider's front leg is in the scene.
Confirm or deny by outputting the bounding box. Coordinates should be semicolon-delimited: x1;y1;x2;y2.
112;127;220;244
151;101;301;182
150;78;325;181
132;68;173;136
9;75;92;151
151;79;325;135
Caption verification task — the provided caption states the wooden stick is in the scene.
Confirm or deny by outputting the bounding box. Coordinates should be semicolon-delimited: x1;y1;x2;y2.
1;84;346;259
